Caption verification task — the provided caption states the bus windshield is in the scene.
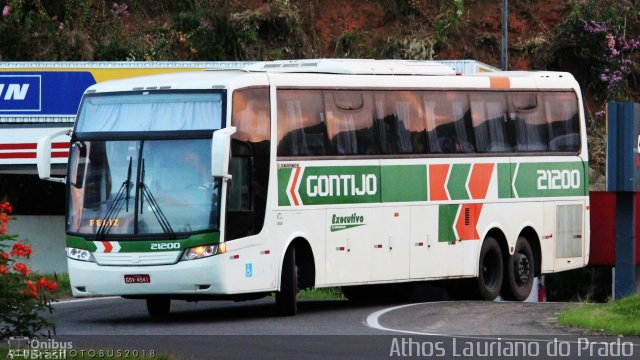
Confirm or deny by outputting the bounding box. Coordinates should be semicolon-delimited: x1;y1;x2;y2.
76;92;223;133
67;138;221;238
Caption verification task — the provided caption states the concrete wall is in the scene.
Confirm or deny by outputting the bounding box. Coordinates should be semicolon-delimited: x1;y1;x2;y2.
7;215;67;273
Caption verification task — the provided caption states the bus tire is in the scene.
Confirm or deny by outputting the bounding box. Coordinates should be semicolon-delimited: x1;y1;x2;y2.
146;298;170;316
276;246;298;316
501;237;534;301
475;236;503;301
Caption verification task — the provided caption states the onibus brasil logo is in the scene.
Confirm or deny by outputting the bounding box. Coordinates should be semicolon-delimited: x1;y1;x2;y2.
330;213;366;232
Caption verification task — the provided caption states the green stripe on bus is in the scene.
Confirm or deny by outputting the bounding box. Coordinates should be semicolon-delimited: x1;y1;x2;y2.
278;167;293;206
66;235;98;251
438;204;459;242
513;162;585;198
65;232;220;253
447;164;471;200
498;163;512;199
380;165;428;202
296;165;381;205
277;161;586;206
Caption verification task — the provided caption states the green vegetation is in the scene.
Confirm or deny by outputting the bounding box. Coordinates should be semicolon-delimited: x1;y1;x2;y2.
334;31;371;58
434;0;464;43
1;202;57;341
558;294;640;335
298;287;344;301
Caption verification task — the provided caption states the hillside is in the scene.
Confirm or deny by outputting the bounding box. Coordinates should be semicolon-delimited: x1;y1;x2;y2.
1;0;639;173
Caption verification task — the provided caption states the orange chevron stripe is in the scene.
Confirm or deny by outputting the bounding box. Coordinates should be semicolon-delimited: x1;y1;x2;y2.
289;167;301;206
102;241;113;253
468;163;495;200
429;164;450;201
455;204;483;241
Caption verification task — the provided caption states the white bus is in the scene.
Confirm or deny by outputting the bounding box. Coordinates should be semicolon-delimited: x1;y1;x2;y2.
37;59;589;316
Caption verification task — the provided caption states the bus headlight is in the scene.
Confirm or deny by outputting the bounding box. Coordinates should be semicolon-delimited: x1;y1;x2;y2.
66;247;96;262
181;243;225;261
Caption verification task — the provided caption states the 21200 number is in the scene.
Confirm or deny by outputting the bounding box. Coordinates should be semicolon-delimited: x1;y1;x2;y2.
150;243;180;250
536;169;580;190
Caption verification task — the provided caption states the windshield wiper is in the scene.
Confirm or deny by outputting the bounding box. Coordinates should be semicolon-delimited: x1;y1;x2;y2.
95;157;132;241
139;159;176;239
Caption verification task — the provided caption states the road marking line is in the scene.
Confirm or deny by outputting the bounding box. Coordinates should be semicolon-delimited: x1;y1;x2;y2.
365;302;446;336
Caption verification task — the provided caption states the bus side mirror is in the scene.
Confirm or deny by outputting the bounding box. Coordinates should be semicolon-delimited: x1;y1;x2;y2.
37;128;72;183
211;127;236;181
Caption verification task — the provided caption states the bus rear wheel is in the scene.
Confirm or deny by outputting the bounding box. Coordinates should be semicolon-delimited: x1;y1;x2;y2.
501;237;534;301
474;236;503;300
146;298;170;316
276;246;298;316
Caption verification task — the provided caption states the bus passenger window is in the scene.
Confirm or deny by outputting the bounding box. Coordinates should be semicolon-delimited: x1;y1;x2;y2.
325;91;379;156
277;90;328;156
511;93;548;152
544;92;580;152
423;91;475;154
470;92;512;153
374;91;427;154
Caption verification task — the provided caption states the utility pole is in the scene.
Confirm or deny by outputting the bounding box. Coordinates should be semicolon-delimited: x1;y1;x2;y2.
502;0;508;70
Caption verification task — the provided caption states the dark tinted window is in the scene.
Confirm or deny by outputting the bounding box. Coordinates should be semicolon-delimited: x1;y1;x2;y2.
325;91;379;155
511;93;548;152
470;92;512;153
374;91;427;154
423;92;475;153
545;92;580;152
277;90;328;156
275;89;580;157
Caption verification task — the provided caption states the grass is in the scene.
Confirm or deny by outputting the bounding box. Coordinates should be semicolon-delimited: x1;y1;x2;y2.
298;287;344;301
0;348;175;359
558;294;640;335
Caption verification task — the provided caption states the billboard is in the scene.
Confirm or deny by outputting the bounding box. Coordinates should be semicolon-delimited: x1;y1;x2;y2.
0;62;250;171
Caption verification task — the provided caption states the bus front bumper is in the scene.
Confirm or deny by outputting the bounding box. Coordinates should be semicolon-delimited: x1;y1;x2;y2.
67;255;227;297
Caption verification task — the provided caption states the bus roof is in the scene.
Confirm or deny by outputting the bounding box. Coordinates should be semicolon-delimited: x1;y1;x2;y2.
85;60;579;94
238;59;457;76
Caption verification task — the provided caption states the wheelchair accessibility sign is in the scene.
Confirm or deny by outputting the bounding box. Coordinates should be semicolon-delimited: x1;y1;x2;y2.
245;263;253;278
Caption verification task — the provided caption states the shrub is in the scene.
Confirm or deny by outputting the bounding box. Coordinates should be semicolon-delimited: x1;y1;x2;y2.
0;201;57;341
434;0;464;44
550;0;639;104
172;0;311;60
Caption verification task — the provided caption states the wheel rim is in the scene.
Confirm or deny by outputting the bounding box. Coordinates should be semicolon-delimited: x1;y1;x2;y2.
514;252;531;284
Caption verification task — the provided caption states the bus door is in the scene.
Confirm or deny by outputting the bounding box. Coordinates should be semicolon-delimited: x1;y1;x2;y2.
225;87;273;292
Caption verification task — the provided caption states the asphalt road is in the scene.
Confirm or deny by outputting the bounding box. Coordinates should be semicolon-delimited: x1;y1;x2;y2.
45;295;640;360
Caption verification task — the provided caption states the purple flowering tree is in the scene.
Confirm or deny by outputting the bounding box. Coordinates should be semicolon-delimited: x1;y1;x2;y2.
554;1;639;109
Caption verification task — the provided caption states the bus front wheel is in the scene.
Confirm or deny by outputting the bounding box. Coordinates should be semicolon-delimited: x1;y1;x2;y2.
474;236;503;300
146;298;170;316
501;237;534;301
276;246;298;316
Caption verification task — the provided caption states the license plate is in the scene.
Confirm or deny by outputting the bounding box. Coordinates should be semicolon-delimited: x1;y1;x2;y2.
124;274;150;284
